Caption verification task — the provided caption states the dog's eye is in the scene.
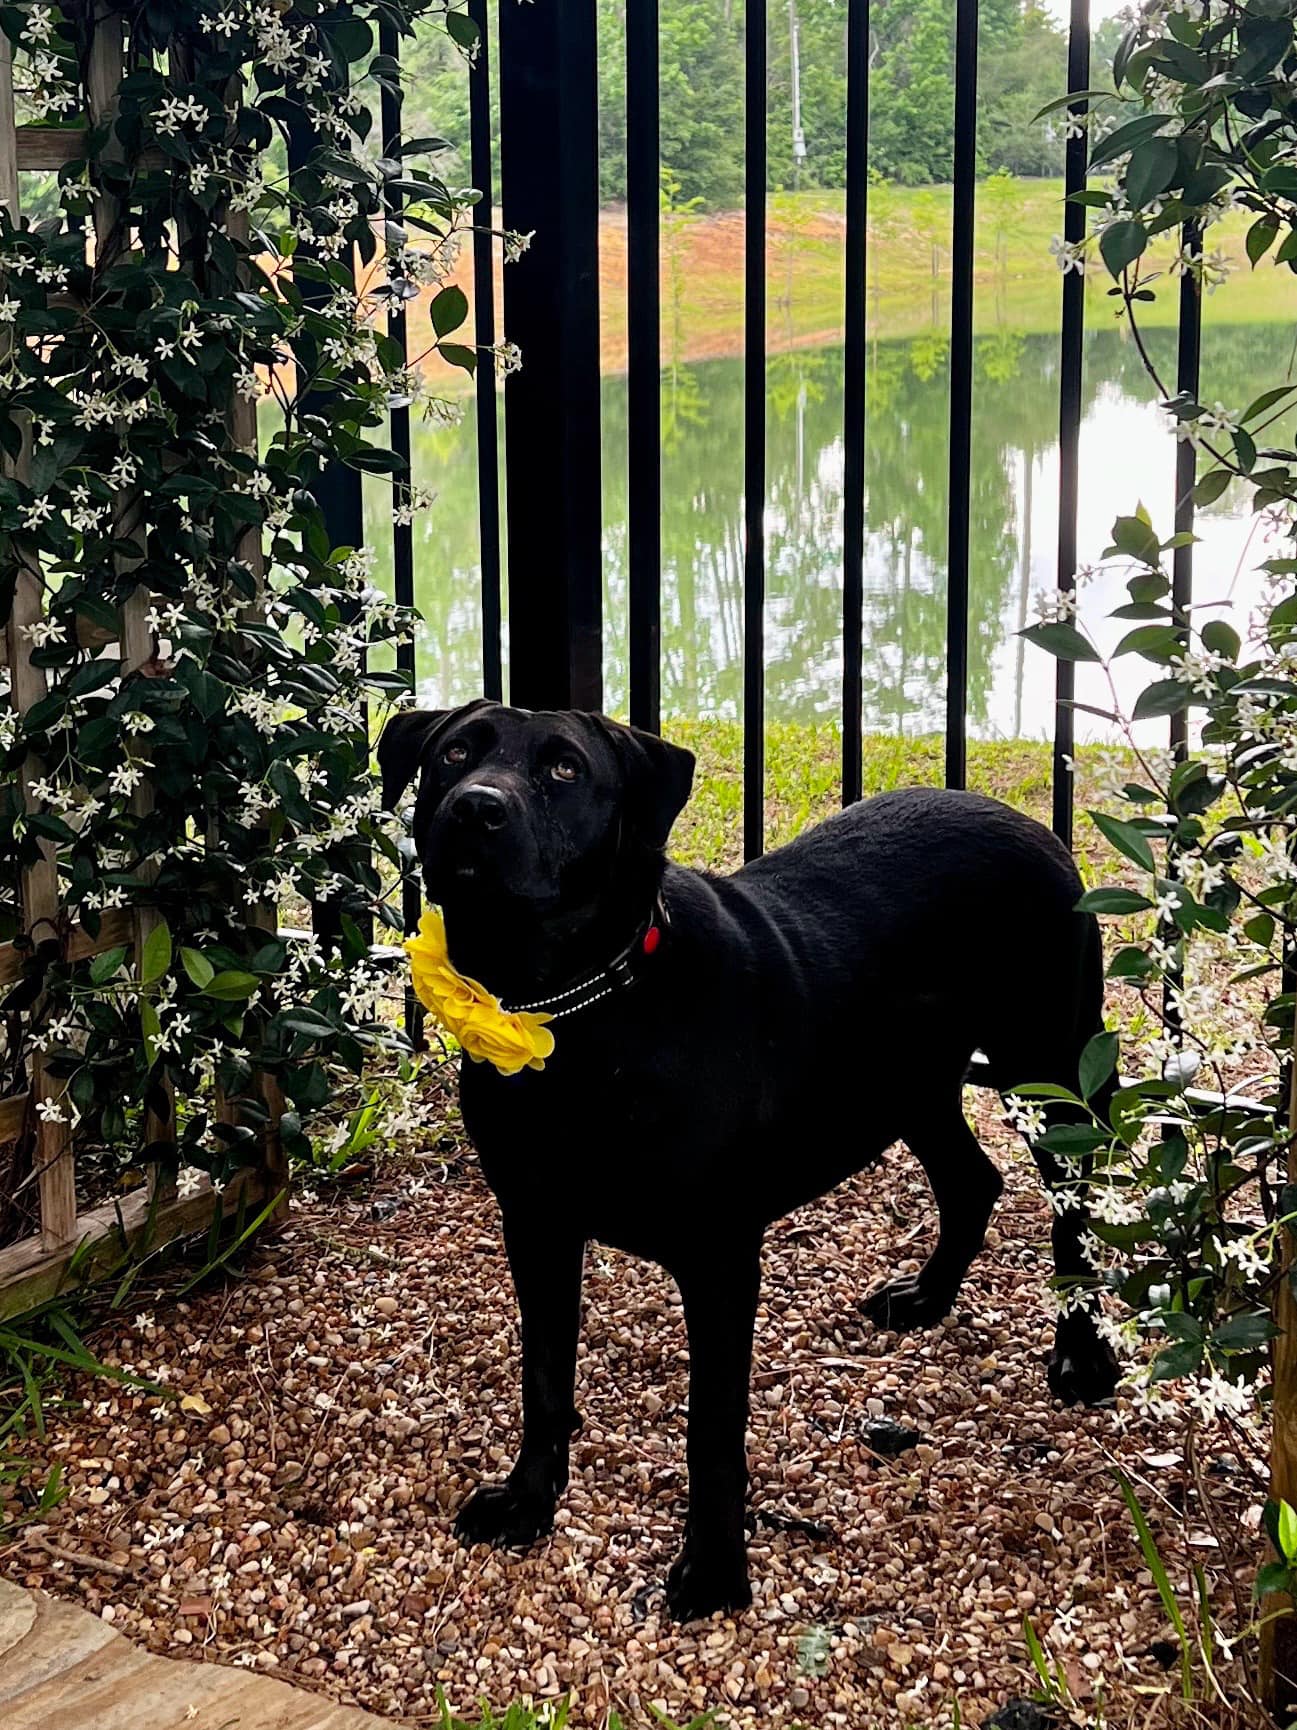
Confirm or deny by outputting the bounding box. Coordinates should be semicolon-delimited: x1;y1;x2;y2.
550;757;581;783
443;741;469;765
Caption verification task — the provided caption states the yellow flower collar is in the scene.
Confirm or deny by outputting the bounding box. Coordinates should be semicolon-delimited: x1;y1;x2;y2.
405;909;555;1076
404;903;667;1078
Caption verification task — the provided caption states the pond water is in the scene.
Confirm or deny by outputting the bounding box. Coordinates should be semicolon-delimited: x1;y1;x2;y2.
369;320;1291;741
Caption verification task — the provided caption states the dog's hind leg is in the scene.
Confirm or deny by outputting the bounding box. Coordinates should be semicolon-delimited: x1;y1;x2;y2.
998;1044;1120;1400
995;923;1121;1406
1024;1121;1119;1406
862;1096;1003;1332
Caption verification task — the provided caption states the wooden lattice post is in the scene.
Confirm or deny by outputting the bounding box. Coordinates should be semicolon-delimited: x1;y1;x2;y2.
87;7;177;1188
0;32;77;1251
225;206;289;1224
0;4;291;1315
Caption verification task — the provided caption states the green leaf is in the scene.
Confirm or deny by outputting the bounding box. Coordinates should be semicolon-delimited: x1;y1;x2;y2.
1089;810;1156;871
1079;1030;1120;1099
445;9;479;51
1255;1561;1293;1600
1168;760;1223;815
430;284;468;338
180;947;215;989
1280;1500;1297;1565
278;1009;339;1039
139;920;172;987
67;659;121;697
1111;512;1163;567
1132;679;1189;720
1018;622;1100;662
1091;1218;1155;1249
1037;1123;1109;1155
1125;137;1178;210
89;945;128;986
203;971;261;1001
1150;1340;1203;1382
1108;945;1153;980
1193;468;1231;507
328;17;373;60
1089;112;1175;173
1201;620;1240;661
1005;1082;1087;1106
1242;386;1297;423
1112;624;1180;661
1100;219;1149;278
1247;218;1280;265
437;341;476;373
140;999;161;1068
1077;887;1153;914
1129;570;1170;602
1212;1310;1276;1354
1244;913;1275;948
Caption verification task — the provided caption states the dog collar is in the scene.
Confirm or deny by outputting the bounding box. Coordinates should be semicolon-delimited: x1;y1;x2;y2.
504;899;667;1019
404;901;666;1077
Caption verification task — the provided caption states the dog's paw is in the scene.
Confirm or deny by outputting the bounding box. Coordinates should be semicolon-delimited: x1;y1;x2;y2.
665;1547;753;1622
1048;1325;1120;1407
861;1274;954;1333
454;1481;555;1550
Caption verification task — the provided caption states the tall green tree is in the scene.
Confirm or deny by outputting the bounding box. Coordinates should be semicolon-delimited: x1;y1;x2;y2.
399;0;1070;209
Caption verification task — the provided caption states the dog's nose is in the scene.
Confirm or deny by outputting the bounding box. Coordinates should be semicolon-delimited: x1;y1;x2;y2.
452;784;509;832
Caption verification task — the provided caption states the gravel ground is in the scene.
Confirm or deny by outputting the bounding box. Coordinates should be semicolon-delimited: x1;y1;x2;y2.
1;1093;1260;1729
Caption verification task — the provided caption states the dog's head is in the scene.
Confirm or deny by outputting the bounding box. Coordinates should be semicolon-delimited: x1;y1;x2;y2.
378;700;695;911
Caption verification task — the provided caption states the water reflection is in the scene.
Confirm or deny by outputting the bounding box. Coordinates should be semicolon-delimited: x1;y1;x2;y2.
368;323;1286;738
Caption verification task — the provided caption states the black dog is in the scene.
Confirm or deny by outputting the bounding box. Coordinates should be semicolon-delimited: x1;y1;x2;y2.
380;700;1118;1620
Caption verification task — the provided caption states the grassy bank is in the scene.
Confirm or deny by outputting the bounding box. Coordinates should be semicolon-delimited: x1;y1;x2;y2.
405;181;1295;391
667;723;1114;876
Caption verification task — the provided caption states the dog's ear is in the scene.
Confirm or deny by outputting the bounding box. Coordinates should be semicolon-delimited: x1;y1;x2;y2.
377;700;489;810
590;715;695;850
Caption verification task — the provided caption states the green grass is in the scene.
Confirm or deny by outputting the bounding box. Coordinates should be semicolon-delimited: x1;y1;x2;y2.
669;723;1112;874
423;179;1296;391
747;181;1296;351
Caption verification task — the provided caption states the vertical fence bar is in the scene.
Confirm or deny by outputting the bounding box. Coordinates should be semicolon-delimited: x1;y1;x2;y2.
944;0;978;791
1161;226;1202;1048
1170;226;1202;769
379;23;415;693
0;38;75;1251
380;20;424;1042
468;0;503;703
742;0;767;859
627;0;661;733
841;0;869;806
498;0;603;710
1051;0;1090;847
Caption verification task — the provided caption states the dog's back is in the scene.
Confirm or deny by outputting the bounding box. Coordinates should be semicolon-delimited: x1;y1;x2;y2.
712;786;1096;1064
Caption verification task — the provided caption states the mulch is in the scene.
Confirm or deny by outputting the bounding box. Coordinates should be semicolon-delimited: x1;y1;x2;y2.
0;1089;1258;1728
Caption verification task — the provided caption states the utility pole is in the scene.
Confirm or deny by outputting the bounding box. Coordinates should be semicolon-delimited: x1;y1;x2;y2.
790;0;806;189
785;0;807;317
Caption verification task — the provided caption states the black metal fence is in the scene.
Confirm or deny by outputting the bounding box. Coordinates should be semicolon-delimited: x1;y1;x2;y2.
356;0;1205;863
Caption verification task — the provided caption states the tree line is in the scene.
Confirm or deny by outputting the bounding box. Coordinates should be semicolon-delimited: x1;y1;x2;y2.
400;0;1123;206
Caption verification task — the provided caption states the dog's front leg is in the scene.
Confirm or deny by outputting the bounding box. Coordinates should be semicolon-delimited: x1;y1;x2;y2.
455;1214;583;1550
666;1238;762;1620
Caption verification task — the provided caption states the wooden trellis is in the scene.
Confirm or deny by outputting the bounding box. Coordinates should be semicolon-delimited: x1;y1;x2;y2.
0;12;286;1320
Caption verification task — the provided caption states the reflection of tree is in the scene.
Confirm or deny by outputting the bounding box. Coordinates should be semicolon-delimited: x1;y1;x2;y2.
661;363;707;456
374;320;1288;730
659;169;710;462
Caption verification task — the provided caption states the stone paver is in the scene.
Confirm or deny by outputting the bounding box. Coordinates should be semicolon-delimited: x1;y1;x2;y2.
0;1576;399;1730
